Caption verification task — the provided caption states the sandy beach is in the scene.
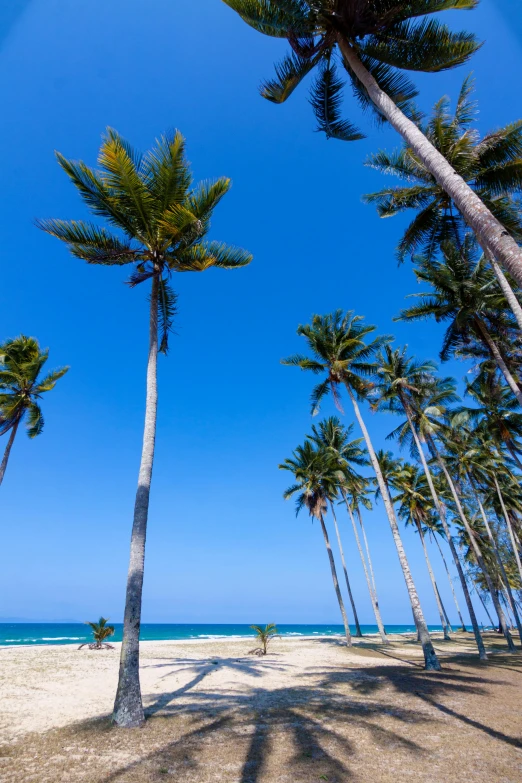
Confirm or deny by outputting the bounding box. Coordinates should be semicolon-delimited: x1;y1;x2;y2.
0;632;521;782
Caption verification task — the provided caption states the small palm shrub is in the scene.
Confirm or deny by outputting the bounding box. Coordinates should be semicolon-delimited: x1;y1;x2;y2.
78;617;116;650
249;624;278;656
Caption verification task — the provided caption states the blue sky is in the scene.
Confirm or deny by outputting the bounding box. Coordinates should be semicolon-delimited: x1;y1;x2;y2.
1;0;520;625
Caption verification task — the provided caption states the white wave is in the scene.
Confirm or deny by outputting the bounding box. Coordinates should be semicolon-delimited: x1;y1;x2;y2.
41;637;83;641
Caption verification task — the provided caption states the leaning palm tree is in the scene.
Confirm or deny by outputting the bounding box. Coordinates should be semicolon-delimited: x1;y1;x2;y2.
0;336;68;487
309;417;387;642
283;311;440;669
363;75;522;323
38;129;252;727
221;1;522;285
280;440;353;645
392;463;451;639
397;240;522;407
78;617;116;650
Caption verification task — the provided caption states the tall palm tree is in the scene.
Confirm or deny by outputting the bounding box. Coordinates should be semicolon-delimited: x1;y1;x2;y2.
283;311;440;670
392;463;451;639
427;518;467;632
0;336;68;487
363;75;522;323
309;417;387;641
308;417;364;636
442;421;516;650
38;129;252;727
372;347;487;657
397;240;522;406
222;1;522;285
280;440;353;645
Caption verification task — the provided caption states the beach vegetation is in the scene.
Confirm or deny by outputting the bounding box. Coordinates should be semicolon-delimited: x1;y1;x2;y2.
249;624;279;655
78;617;116;650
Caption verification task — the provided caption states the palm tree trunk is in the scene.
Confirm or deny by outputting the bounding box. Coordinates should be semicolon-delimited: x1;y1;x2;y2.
345;385;440;670
487;252;522;332
492;474;522;585
113;275;159;728
330;501;362;637
337;38;522;288
0;418;20;487
454;468;516;651
357;507;377;597
416;522;451;640
319;512;352;646
474;317;522;407
476;589;496;629
437;584;453;633
428;439;488;660
341;491;388;644
433;534;466;632
477;479;522;644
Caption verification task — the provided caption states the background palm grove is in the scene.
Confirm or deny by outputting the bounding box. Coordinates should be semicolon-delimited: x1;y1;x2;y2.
2;0;522;724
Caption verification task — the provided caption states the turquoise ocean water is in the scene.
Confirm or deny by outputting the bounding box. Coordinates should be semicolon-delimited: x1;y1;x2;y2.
0;622;454;647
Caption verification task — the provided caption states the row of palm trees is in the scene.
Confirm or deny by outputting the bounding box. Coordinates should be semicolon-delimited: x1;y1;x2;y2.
280;310;522;671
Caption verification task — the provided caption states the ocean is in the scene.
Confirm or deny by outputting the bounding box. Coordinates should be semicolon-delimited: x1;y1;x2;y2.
0;622;452;647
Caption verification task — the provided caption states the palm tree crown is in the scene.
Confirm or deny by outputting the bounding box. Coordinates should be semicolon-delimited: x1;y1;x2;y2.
38;129;252;352
364;76;522;261
222;1;479;139
0;335;68;439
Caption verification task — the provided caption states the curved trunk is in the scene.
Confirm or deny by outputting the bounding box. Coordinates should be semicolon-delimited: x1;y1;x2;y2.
341;491;388;644
433;534;466;632
337;39;522;287
493;474;522;585
330;501;362;637
474;317;522;407
0;418;21;487
113;275;159;727
487;252;522;332
428;438;488;660
345;385;440;670
319;512;352;646
417;522;451;640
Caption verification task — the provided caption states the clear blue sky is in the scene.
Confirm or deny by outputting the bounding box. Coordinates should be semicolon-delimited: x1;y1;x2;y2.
1;0;520;624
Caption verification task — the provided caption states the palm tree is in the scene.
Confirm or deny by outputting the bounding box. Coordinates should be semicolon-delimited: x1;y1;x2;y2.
442;421;516;650
427;518;467;632
308;417;385;640
0;336;68;487
372;348;487;657
79;617;116;650
221;1;522;285
280;440;353;645
397;240;522;407
38;129;252;727
392;463;451;639
249;624;278;655
283;311;440;670
363;75;522;324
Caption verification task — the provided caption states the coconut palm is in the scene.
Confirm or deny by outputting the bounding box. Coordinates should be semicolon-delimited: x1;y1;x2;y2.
442;421;516;650
363;75;522;323
280;440;353;645
397;240;522;406
221;1;522;285
0;336;68;487
283;311;440;670
426;518;467;632
308;417;386;641
372;347;488;657
249;624;279;655
392;463;451;639
38;129;252;727
79;617;116;650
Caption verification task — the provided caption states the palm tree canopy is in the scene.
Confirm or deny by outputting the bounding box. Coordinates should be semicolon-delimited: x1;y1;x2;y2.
86;617;115;642
279;439;342;518
222;1;480;140
396;239;518;362
0;335;68;438
308;416;368;471
370;343;438;415
282;310;391;414
391;462;436;528
364;75;522;261
38;129;253;353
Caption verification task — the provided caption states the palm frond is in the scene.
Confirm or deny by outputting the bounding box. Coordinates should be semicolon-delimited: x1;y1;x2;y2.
261;50;319;103
157;279;178;355
36;219;139;265
310;62;364;141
